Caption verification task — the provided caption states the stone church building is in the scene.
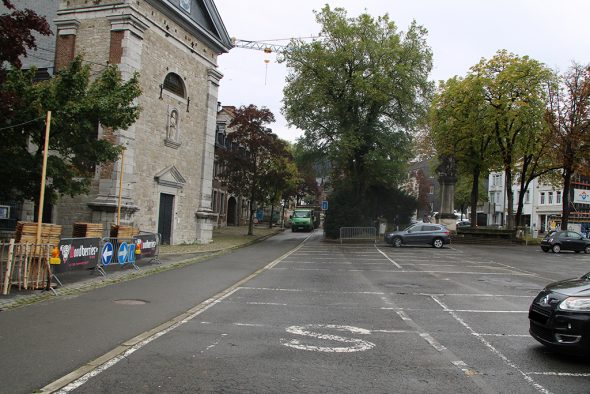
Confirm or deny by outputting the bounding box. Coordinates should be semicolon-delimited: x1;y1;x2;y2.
11;0;233;244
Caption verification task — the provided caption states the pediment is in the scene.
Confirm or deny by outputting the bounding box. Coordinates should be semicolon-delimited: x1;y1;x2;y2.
148;0;232;53
154;166;186;189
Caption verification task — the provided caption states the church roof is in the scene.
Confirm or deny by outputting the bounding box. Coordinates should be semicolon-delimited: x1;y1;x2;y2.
148;0;233;53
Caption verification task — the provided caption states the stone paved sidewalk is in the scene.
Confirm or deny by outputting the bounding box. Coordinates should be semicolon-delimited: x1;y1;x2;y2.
0;225;282;311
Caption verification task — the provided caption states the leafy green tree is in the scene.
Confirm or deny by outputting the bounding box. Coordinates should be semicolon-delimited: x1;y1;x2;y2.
0;56;141;209
217;105;295;235
261;150;301;228
546;63;590;230
282;6;432;229
471;50;553;229
0;0;51;127
429;75;495;227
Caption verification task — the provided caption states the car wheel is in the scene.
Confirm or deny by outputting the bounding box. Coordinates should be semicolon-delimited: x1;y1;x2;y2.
392;237;402;248
432;238;444;249
552;244;561;253
585;246;590;254
541;247;549;252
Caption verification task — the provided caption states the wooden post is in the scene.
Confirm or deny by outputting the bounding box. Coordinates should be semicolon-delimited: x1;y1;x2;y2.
117;148;125;226
36;111;52;245
2;239;15;295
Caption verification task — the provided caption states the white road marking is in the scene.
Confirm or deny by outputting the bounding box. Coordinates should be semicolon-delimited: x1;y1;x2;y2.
282;324;375;353
396;311;412;321
374;245;402;268
479;334;529;337
526;372;590;377
419;293;532;298
240;287;385;295
452;360;479;376
452;310;528;313
430;296;551;394
44;237;310;393
420;333;447;352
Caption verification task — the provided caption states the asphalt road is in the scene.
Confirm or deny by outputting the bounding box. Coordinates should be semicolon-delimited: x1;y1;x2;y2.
2;230;590;393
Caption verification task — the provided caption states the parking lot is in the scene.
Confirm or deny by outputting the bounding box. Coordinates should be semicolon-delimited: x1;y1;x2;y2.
48;231;590;393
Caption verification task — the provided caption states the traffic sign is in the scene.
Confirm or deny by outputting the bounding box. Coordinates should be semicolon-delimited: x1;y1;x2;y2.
101;242;114;266
128;243;136;263
322;200;328;210
118;242;129;265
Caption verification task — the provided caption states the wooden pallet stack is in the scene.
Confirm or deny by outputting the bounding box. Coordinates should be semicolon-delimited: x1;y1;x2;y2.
72;222;103;238
110;225;139;239
15;221;62;245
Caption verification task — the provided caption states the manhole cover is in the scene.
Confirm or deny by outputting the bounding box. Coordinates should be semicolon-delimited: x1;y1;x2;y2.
113;299;149;305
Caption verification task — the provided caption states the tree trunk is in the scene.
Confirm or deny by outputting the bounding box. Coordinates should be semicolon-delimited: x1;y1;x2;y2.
269;204;274;229
504;168;514;229
562;168;574;230
248;208;255;236
470;167;480;227
248;188;256;236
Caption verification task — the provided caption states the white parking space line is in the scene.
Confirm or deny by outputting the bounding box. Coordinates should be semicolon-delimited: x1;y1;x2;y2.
45;239;311;393
240;287;386;295
526;372;590;377
420;333;447;351
419;293;532;298
479;334;530;337
374;245;402;268
452;361;479;377
430;296;550;394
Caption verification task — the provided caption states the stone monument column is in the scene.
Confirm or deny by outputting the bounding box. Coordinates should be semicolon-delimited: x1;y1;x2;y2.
436;155;458;230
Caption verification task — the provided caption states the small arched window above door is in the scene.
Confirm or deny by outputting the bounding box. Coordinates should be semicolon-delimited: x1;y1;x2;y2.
163;72;185;98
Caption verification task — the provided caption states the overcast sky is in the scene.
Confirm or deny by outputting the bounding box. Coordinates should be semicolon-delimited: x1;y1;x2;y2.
214;0;590;142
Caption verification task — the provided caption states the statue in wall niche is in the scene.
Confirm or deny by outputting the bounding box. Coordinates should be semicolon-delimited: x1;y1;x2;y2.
167;110;178;140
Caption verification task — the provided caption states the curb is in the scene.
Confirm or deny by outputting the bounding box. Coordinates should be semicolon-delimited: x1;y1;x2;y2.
0;230;281;312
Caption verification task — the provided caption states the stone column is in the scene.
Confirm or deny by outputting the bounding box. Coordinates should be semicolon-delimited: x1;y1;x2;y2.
195;68;223;243
436;155;458;230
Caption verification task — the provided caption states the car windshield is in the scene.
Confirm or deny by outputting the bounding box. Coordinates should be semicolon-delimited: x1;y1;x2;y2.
293;211;310;218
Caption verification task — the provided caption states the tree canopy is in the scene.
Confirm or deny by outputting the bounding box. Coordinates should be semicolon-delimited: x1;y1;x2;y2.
546;63;590;229
0;0;51;116
217;105;297;235
0;56;142;205
281;6;432;233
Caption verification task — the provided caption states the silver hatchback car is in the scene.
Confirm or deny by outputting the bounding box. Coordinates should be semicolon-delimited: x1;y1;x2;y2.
384;223;451;248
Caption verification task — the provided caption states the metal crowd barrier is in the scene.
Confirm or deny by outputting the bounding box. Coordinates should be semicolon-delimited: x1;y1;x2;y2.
1;231;162;295
99;236;139;273
339;227;377;244
134;232;161;264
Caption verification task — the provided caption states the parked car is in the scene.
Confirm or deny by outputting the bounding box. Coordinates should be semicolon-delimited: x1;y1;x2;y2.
540;230;590;253
456;220;471;228
529;272;590;353
384;223;450;248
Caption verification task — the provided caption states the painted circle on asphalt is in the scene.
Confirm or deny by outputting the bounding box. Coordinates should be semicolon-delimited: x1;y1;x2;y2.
281;324;375;353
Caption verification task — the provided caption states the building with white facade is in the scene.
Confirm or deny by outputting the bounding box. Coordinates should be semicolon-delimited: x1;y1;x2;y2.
487;171;590;236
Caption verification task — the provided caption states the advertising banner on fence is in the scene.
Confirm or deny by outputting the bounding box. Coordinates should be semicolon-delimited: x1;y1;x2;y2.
134;233;158;258
54;238;100;273
574;189;590;204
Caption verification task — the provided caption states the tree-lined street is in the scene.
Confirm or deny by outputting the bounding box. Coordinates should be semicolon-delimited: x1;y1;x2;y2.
2;231;588;393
